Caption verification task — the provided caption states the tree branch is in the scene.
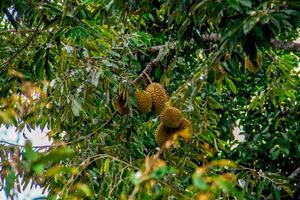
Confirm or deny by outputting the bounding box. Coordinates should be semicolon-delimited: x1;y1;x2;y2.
133;45;165;84
0;21;42;69
133;42;176;84
0;29;43;34
199;33;300;52
271;39;300;52
0;140;52;149
201;33;221;42
288;166;300;180
265;166;300;200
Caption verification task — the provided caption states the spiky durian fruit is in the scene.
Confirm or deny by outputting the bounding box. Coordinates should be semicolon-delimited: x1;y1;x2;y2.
155;124;174;147
145;83;168;114
135;89;152;113
159;106;182;128
174;118;192;142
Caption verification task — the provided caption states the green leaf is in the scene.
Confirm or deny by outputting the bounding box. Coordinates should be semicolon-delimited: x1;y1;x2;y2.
269;16;281;31
256;181;265;196
240;0;252;8
209;159;237;168
72;99;83;116
154;67;161;79
226;78;237;94
243;17;260;34
5;170;16;197
270;149;280;160
75;183;92;197
215;176;245;199
226;0;240;11
131;171;142;185
149;166;176;180
178;18;191;36
100;158;110;175
271;184;281;200
192;174;209;190
32;147;74;166
32;163;45;174
207;96;223;110
24;143;40;161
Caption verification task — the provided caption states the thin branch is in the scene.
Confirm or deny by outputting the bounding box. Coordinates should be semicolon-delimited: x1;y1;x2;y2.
129;139;176;200
199;32;300;52
133;42;177;84
239;165;300;199
201;33;221;42
133;45;165;84
264;166;300;200
0;29;43;34
65;153;138;193
288;166;300;180
156;179;184;198
0;140;52;149
271;39;300;52
0;21;43;69
144;72;153;83
148;45;165;52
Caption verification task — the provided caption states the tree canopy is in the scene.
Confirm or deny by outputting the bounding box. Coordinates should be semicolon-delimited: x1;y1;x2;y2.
0;0;300;199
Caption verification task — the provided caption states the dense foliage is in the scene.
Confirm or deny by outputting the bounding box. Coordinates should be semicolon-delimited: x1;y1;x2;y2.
0;0;300;199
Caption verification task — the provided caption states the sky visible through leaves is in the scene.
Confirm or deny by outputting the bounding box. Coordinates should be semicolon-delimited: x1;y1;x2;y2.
0;126;51;199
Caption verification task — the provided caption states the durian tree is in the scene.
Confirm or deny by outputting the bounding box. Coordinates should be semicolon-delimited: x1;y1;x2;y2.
0;0;300;199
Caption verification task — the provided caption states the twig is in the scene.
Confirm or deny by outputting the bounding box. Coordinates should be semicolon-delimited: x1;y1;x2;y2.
201;33;221;42
288;166;300;180
64;153;138;196
148;45;166;52
157;179;183;198
144;73;153;83
0;29;43;34
238;165;300;199
133;43;172;84
129;139;175;200
132;46;163;84
0;140;52;149
0;21;43;69
261;166;300;200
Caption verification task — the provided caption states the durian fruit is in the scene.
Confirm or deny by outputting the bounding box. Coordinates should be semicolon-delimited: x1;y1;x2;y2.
159;106;182;128
113;96;129;115
174;118;192;142
155;124;175;148
135;89;152;113
145;83;168;114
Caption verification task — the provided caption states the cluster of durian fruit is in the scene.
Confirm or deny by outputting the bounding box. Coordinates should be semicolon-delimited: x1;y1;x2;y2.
135;83;192;148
